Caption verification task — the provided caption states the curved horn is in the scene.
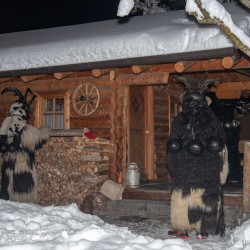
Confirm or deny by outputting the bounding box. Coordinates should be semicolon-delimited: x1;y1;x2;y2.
28;95;37;106
200;79;220;91
174;76;192;89
24;88;33;100
24;88;37;105
1;87;24;101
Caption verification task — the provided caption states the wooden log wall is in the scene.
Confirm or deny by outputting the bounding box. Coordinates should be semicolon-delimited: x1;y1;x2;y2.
0;73;113;139
153;83;184;182
0;71;129;184
153;86;169;181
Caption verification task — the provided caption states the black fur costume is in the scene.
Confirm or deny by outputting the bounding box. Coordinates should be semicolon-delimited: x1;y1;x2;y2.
167;77;229;237
0;88;50;203
206;91;242;182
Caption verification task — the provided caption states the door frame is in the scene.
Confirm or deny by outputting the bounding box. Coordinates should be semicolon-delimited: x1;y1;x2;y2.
127;85;156;180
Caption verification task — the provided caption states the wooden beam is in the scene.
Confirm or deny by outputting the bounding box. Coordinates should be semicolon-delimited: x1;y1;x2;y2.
54;72;76;80
92;68;113;78
150;63;175;73
131;65;152;74
153;58;250;73
174;61;196;73
116;72;169;85
110;68;133;80
215;91;241;99
222;55;243;69
0;77;15;84
212;81;250;99
21;75;44;83
123;188;171;202
123;189;242;206
213;81;250;92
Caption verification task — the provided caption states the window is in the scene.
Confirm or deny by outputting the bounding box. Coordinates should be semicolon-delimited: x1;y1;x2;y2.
43;97;64;129
35;90;70;129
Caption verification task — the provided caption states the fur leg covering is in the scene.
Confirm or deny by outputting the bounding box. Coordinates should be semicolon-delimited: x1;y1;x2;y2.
171;187;224;236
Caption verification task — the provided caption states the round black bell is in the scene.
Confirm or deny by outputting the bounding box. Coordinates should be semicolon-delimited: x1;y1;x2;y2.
167;138;183;154
206;136;224;154
224;122;232;129
8;143;17;153
186;139;204;156
0;143;8;153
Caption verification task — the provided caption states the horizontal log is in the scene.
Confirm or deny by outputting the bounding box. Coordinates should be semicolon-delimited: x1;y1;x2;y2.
49;129;84;137
212;81;250;99
92;68;113;78
54;72;76;80
117;72;169;85
222;55;243;69
0;77;16;83
123;189;242;206
213;91;241;99
154;98;169;106
154;58;250;73
131;65;152;74
174;61;196;73
21;75;44;83
70;117;110;128
214;81;250;91
110;68;133;80
123;189;171;202
150;63;176;73
154;106;168;115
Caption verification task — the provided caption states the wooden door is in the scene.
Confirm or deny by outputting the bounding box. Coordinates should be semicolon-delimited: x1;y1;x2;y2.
128;86;155;180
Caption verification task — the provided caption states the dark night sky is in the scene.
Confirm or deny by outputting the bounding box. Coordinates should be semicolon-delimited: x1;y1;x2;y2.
0;0;120;34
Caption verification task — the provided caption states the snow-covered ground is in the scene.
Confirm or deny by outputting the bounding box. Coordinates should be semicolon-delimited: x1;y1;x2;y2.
0;199;249;250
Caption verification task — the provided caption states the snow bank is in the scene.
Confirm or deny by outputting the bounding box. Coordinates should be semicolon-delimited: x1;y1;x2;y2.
0;199;192;250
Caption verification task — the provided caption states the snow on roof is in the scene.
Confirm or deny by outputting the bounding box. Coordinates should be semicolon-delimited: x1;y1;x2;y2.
0;2;249;76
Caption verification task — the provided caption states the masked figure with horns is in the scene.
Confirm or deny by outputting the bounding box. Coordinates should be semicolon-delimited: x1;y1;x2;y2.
167;77;229;239
0;87;50;203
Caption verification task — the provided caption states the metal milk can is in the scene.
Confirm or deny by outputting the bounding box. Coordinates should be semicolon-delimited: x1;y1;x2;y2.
125;162;140;188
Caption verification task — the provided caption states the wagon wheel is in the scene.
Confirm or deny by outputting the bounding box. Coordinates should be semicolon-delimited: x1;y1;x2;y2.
72;83;100;116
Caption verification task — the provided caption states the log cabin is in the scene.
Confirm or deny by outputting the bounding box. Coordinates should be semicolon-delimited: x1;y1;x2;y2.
0;2;249;220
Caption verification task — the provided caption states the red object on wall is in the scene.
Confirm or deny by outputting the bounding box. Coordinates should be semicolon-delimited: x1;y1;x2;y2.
83;131;97;139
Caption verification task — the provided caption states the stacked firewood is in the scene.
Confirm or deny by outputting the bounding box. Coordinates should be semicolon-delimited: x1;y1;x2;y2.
36;133;114;207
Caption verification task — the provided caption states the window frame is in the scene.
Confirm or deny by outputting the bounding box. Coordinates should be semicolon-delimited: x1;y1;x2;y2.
35;90;70;129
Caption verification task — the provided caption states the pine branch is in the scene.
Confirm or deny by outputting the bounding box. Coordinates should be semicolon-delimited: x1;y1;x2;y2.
187;0;250;57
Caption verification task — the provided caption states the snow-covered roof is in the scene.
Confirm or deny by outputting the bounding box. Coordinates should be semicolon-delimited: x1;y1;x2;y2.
0;2;249;77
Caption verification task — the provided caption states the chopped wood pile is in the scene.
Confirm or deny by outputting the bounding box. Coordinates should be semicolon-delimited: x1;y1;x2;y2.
36;130;114;207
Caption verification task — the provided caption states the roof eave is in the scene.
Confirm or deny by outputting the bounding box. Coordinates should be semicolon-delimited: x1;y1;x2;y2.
0;47;237;78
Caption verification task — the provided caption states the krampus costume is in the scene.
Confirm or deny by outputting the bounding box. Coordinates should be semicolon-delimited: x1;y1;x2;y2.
167;77;229;239
206;91;242;183
0;88;50;203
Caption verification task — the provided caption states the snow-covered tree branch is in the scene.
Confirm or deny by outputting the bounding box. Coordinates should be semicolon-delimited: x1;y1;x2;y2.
186;0;250;57
117;0;250;57
117;0;168;17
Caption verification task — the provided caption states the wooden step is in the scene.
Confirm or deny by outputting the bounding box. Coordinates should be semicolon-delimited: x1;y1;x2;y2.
123;187;243;206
